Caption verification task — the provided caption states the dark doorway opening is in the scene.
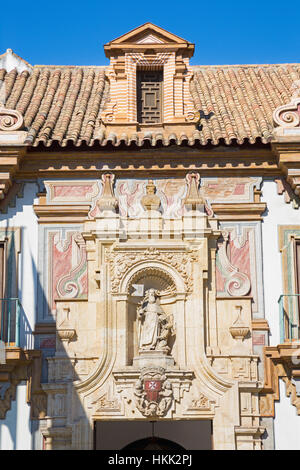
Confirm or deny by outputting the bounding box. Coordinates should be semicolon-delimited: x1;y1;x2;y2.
122;436;185;451
94;420;212;450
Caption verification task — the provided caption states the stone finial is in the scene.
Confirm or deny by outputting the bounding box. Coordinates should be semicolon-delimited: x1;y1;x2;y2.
184;173;204;208
229;306;249;341
97;173;118;212
56;305;76;352
141;180;161;211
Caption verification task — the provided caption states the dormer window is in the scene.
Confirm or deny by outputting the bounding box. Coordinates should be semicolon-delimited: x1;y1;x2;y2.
102;23;195;127
137;70;163;124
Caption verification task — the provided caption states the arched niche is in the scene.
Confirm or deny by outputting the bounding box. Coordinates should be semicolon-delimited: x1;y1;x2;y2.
119;261;187;367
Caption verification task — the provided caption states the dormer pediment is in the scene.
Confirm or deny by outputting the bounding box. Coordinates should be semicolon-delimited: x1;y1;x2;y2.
104;23;194;57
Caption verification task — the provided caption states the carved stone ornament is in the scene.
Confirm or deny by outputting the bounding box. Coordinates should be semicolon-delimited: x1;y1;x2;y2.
134;367;173;417
186;393;213;412
56;306;76;347
184;172;205;207
141;180;161;211
57;232;86;299
217;231;251;296
137;288;174;353
0;107;24;131
229;306;250;341
105;246;196;293
97;173;118;211
273;97;300;129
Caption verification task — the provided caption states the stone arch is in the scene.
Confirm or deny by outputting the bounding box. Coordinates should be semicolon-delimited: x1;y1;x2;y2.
120;260;186;295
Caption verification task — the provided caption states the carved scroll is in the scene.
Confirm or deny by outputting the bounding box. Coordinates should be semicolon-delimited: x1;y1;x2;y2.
273;82;300;129
56;233;87;299
217;231;251;296
273;98;300;128
0;108;24;131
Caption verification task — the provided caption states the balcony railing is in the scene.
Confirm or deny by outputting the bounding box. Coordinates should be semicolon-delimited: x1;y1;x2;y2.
0;298;21;347
278;294;300;343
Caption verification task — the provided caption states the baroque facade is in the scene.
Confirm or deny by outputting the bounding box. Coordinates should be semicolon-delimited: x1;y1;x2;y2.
0;23;300;450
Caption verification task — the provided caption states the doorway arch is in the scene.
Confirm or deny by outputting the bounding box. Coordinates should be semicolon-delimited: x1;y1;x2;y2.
122;436;185;451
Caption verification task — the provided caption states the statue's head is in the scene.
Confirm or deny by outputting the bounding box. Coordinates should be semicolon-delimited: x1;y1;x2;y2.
146;288;157;303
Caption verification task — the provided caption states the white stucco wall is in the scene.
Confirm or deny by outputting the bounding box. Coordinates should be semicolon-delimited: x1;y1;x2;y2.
0;182;39;349
274;379;300;449
0;381;32;450
261;178;300;449
0;183;39;450
261;178;300;346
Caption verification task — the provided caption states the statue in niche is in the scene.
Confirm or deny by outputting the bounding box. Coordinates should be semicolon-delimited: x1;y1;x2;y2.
137;288;174;353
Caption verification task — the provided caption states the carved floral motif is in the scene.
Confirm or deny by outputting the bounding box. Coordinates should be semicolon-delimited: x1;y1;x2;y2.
105;246;196;292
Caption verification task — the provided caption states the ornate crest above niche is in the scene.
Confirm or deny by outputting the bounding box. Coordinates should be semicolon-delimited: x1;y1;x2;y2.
101;23;197;131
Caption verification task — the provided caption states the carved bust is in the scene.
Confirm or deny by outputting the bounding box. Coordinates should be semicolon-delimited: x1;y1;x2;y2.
141;180;160;211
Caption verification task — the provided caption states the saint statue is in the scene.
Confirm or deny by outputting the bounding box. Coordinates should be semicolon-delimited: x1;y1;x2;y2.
137;288;173;353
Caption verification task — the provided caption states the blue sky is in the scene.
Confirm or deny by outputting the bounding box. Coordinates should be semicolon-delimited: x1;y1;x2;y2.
1;0;300;66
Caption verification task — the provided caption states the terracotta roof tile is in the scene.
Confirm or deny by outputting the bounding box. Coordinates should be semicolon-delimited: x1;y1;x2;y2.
191;64;300;145
0;62;299;147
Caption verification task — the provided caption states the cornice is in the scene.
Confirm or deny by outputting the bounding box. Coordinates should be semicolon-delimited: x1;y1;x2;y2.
33;204;90;223
211;202;267;220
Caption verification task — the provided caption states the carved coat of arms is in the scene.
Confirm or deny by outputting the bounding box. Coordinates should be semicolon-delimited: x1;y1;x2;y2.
134;367;173;417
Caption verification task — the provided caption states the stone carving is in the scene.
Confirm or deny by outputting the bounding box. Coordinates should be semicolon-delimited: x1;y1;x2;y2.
137;289;174;353
273;99;300;128
56;233;87;299
141;180;161;211
229;306;250;341
230;306;251;356
134;367;173;417
273;83;300;129
95;392;121;413
129;266;176;296
187;393;212;411
0;108;24;131
97;173;118;212
217;231;251;296
184;173;204;207
105;246;196;293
